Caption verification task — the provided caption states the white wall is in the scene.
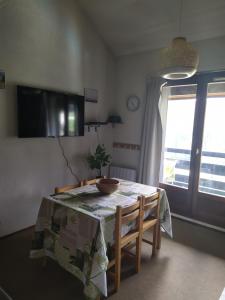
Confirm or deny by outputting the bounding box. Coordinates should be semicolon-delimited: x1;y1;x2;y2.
113;36;225;171
0;0;115;237
2;0;225;237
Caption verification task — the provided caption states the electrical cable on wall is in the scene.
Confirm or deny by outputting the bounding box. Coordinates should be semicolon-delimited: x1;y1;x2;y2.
57;137;80;183
96;127;101;145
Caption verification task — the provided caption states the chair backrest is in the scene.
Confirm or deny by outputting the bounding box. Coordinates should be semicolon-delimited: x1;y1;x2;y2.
83;178;98;185
115;197;143;240
54;182;83;194
83;176;106;186
142;188;161;219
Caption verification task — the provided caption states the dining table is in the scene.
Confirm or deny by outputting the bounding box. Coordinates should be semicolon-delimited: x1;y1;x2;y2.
30;178;172;299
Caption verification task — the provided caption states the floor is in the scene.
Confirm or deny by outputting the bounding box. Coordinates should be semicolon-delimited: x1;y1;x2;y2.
0;218;225;300
0;287;12;300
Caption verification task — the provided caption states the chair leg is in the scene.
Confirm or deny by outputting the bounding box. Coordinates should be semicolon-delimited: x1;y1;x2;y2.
156;221;161;250
152;225;157;256
135;237;141;273
114;247;121;292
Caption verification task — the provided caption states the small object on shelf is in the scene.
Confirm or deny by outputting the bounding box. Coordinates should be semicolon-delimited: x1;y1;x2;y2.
85;121;107;132
107;115;123;127
96;178;120;194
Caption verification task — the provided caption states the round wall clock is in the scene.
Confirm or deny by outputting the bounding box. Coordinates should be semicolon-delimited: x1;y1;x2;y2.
126;95;140;112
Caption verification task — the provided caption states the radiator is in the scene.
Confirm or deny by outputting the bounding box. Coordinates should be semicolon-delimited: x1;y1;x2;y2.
109;165;137;182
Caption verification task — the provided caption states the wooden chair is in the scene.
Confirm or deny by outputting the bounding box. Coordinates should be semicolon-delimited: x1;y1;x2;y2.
54;181;83;194
107;197;143;292
141;188;161;256
83;178;98;185
83;176;105;186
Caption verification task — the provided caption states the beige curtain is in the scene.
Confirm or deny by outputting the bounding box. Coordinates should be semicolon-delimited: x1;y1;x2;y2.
138;76;167;186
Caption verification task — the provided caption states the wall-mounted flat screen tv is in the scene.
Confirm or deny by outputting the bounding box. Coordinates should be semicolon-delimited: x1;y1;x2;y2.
17;85;85;138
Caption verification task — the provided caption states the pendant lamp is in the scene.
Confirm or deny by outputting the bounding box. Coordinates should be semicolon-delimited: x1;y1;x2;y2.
159;0;199;80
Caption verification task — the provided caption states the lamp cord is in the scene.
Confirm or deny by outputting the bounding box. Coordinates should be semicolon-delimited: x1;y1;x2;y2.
56;137;80;183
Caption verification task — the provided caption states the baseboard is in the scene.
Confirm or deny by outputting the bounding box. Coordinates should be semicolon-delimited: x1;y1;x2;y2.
1;214;225;239
172;213;225;234
0;225;35;240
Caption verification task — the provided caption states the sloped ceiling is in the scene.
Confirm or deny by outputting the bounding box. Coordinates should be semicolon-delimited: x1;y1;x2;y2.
78;0;225;56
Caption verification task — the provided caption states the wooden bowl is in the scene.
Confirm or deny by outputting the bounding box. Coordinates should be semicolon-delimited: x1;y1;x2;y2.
96;178;120;194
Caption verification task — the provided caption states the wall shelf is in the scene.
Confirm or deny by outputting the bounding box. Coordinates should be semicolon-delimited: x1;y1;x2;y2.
85;121;108;131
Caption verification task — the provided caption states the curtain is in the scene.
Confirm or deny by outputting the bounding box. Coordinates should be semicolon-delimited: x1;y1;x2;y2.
138;76;168;186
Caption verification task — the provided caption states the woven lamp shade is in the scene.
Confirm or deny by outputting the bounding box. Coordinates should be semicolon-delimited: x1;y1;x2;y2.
160;37;199;80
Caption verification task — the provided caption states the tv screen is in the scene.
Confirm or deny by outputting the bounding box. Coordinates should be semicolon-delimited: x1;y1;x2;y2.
17;85;85;137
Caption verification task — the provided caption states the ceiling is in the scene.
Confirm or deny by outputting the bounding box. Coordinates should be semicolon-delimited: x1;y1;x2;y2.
78;0;225;56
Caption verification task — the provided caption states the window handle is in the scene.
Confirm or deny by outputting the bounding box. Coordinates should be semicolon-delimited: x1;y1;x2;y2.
196;148;200;155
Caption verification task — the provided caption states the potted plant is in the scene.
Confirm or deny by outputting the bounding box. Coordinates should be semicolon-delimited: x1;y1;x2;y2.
87;144;111;177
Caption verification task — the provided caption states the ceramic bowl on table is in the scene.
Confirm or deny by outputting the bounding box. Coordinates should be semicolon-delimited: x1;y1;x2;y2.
96;178;120;194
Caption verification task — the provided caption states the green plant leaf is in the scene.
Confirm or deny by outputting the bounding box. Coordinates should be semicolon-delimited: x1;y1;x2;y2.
86;144;111;172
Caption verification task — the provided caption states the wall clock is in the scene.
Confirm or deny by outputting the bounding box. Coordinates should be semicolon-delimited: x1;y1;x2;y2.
126;95;140;112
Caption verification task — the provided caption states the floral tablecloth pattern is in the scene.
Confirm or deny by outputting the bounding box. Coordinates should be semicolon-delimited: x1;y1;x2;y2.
30;179;172;299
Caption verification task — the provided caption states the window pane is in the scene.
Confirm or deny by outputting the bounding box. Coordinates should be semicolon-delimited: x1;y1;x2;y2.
161;85;197;188
199;82;225;196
